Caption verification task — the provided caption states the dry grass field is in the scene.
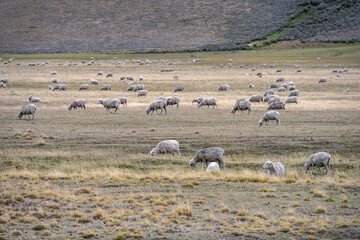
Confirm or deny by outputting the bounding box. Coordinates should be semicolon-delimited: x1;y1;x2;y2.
0;46;360;239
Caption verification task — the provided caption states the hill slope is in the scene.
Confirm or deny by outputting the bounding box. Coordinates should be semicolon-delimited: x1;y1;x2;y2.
0;0;359;53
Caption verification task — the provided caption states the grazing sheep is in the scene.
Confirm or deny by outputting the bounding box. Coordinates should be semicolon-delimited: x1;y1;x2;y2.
28;95;42;103
304;152;331;175
50;71;57;76
343;68;349;72
18;104;36;120
218;84;230;91
167;97;180;108
0;78;8;83
343;88;350;93
257;72;267;77
192;97;205;104
319;78;327;83
68;99;86;110
117;97;127;106
289;90;299;97
277;87;286;92
249;83;255;88
276;69;282;73
146;99;167;115
267;101;285;110
262;161;285;177
51;78;58;84
97;71;103;76
127;76;133;81
0;82;6;88
296;69;302;72
231;99;252;114
90;79;99;85
106;72;113;78
53;84;67;91
269;83;278;89
198;98;217;109
150;140;180;156
276;77;284;82
264;89;274;96
78;84;89;91
120;76;126;81
289;85;296;91
173;76;179;80
259;111;280;126
48;85;54;90
139;76;144;81
98;99;121;114
127;85;137;92
206;162;220;172
189;147;225;170
288;81;295;86
174;85;184;93
137;90;148;97
280;83;287;89
100;84;111;91
249;94;263;103
156;96;166;101
285;96;298;104
136;84;144;91
264;95;280;104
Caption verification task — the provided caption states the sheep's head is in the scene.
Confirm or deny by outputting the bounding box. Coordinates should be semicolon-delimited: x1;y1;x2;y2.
150;148;156;156
146;107;151;115
68;105;73;111
28;95;32;100
192;99;197;103
259;118;264;127
303;163;310;173
17;111;23;119
230;108;236;114
262;161;272;169
189;159;197;168
97;99;103;104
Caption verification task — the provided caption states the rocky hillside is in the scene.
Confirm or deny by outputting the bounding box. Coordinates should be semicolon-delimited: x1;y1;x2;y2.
0;0;359;53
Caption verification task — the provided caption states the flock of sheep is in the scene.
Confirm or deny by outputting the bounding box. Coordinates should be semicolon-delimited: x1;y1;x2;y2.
150;139;331;176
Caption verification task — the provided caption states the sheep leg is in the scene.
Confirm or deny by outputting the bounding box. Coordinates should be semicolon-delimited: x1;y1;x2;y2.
201;162;205;170
325;165;329;175
176;103;179;108
318;166;322;175
222;161;226;170
164;106;167;115
32;113;35;120
114;108;118;114
276;118;280;126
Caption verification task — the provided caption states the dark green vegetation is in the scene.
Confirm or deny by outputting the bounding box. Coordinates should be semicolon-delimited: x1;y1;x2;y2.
0;46;359;239
0;0;359;53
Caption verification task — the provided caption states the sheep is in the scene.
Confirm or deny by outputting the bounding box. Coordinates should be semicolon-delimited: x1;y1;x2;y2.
217;84;230;91
48;85;54;90
249;83;255;88
96;71;103;77
53;84;67;91
78;84;89;91
269;83;278;89
319;78;327;83
156;96;166;101
28;95;42;103
259;111;280;126
264;95;280;104
289;90;299;97
276;69;282;72
173;76;179;80
106;72;113;78
120;76;126;81
192;97;205;104
262;161;285;177
137;90;148;97
296;69;302;72
68;99;86;110
0;78;9;83
174;85;184;93
139;76;144;81
100;84;111;91
257;72;267;77
276;77;284;82
267;101;285;110
343;88;350;93
285;96;298;104
127;76;133;81
289;85;296;91
51;78;58;84
98;99;121;114
198;98;217;109
277;87;286;92
249;94;263;103
136;84;144;91
50;71;57;76
18;104;36;120
264;89;274;96
189;147;225;170
231;99;252;114
117;97;127;106
127;85;137;92
150;140;180;156
304;152;331;175
166;97;180;108
206;162;220;172
146;99;167;115
288;81;295;86
0;82;6;88
280;83;287;89
90;79;99;85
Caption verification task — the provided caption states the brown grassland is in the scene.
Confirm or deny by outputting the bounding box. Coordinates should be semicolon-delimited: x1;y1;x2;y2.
0;46;360;239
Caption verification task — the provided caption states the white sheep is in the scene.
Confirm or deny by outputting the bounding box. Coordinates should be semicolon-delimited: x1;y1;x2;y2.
198;98;217;109
192;97;205;104
259;111;280;127
51;78;58;84
53;84;67;91
265;95;280;104
249;83;255;88
106;72;113;78
0;82;6;88
90;79;99;85
146;100;167;115
189;147;225;170
249;94;263;103
166;97;180;108
137;90;148;97
0;78;8;83
277;87;286;92
269;83;278;89
217;84;230;91
280;83;287;89
98;99;120;114
264;89;274;96
319;78;327;83
117;97;127;106
28;95;42;103
127;85;137;92
50;71;57;76
78;84;89;91
343;88;350;93
231;99;252;114
100;84;111;91
276;77;284;82
289;90;299;97
285;96;298;104
150;140;180;156
304;152;331;175
266;101;285;110
289;85;296;91
262;161;285;177
97;71;103;76
206;162;220;172
174;85;184;93
139;76;144;81
68;99;86;110
18;104;36;120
